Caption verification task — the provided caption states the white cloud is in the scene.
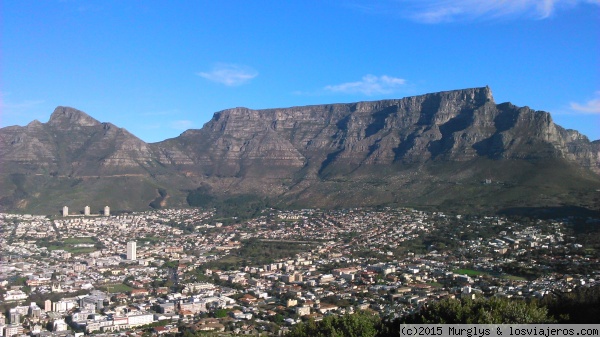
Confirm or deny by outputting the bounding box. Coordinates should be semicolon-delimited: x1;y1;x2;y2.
170;120;194;130
0;92;45;110
198;63;258;86
324;75;407;96
397;0;600;23
569;91;600;114
0;92;46;126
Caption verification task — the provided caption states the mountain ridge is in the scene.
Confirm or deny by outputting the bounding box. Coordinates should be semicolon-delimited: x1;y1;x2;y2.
1;87;599;214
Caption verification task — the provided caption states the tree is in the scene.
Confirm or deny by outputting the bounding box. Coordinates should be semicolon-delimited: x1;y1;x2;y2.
287;311;380;337
541;285;600;323
182;329;195;337
163;279;174;289
398;297;555;324
214;309;228;318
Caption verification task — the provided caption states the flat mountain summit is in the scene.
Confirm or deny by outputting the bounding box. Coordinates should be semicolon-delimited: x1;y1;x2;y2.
1;87;599;214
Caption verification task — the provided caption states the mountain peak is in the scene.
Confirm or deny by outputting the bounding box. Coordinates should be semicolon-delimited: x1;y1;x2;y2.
26;119;43;128
478;85;494;103
48;106;101;128
429;86;494;105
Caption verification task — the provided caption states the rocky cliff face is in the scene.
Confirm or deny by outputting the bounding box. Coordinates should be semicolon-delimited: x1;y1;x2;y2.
1;88;599;213
0;106;158;176
156;86;599;177
0;107;191;213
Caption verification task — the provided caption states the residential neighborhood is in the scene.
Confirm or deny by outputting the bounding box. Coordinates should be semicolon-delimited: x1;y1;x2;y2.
1;207;598;336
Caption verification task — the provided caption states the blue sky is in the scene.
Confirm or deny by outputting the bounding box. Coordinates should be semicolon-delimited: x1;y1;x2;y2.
2;0;599;142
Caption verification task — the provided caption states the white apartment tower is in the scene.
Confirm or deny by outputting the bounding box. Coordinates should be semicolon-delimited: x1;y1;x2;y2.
104;206;110;216
84;206;91;216
9;309;19;325
62;206;68;217
127;241;137;260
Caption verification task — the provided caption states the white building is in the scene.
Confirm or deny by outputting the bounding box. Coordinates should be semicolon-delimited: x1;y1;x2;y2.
127;313;154;327
52;299;76;313
4;324;24;337
104;206;110;216
296;305;311;316
53;319;69;332
84;206;91;216
62;206;69;217
9;309;19;324
127;241;137;260
4;290;27;302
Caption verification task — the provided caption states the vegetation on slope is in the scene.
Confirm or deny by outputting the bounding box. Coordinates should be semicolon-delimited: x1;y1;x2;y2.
287;287;600;336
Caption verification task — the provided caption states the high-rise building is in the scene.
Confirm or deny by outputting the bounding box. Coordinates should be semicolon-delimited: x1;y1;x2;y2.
44;300;52;312
62;206;68;217
84;206;90;216
104;206;110;216
127;241;137;260
9;309;19;325
29;303;41;319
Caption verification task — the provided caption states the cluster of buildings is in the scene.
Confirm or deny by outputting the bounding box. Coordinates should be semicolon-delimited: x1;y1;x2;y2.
62;206;110;218
0;207;598;335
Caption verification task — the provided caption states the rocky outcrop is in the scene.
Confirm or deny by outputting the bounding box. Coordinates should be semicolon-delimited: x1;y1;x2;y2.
157;86;599;177
0;106;160;176
47;106;102;128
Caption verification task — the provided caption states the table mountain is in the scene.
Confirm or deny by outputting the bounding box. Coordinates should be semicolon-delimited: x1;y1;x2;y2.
1;87;599;214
